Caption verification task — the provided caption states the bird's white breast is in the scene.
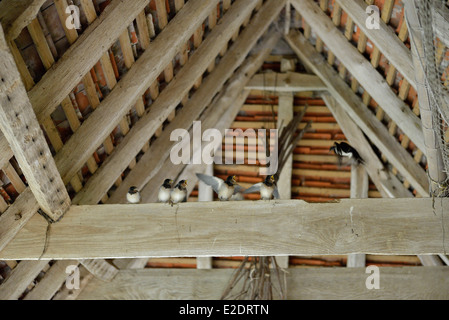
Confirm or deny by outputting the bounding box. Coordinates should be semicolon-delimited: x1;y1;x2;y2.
218;184;234;200
126;192;141;204
158;187;171;202
171;188;186;203
260;184;273;200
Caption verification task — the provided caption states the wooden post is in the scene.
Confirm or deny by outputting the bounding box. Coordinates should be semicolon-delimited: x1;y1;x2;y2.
347;164;368;267
197;164;214;269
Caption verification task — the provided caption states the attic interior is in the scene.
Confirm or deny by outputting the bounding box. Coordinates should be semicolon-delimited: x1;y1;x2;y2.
0;0;448;300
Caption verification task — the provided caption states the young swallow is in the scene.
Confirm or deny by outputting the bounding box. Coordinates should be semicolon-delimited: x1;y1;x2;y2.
196;173;244;201
330;142;364;166
126;186;141;204
158;178;174;203
170;180;188;205
243;175;279;200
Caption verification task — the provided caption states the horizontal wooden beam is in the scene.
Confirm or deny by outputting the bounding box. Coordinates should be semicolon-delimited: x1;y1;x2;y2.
0;24;70;221
54;0;219;185
0;0;46;41
335;0;416;89
245;72;326;92
291;0;425;152
0;198;447;260
77;267;449;300
28;0;150;124
285;30;430;196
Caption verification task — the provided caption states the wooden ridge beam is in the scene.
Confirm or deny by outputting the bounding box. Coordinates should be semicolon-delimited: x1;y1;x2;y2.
285;30;429;196
77;267;449;300
72;0;265;205
0;0;46;41
53;0;220;185
290;0;425;153
0;198;447;260
28;0;150;124
245;72;326;92
0;24;70;221
335;0;416;89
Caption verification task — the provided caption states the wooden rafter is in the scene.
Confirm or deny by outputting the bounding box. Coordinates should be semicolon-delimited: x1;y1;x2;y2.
0;24;70;222
285;29;429;196
0;0;46;41
0;198;447;260
290;0;426;153
53;0;220;185
138;29;281;204
404;1;448;194
104;0;286;204
433;3;449;48
77;267;449;300
72;0;265;205
28;0;150;124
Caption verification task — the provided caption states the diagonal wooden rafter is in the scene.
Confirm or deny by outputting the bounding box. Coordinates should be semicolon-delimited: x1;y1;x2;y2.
290;0;426;153
72;0;272;205
433;3;449;48
0;0;46;41
335;0;416;89
0;24;70;222
285;29;429;196
28;0;150;124
102;0;286;204
53;0;220;186
0;198;447;260
76;267;449;300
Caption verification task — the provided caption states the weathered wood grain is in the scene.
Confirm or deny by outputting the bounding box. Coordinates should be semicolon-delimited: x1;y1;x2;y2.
0;198;447;260
0;24;70;221
77;267;449;300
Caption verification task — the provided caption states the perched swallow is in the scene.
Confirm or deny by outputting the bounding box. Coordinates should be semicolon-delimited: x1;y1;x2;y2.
158;179;174;203
196;173;244;201
170;180;188;205
330;142;364;166
126;186;141;204
243;175;279;200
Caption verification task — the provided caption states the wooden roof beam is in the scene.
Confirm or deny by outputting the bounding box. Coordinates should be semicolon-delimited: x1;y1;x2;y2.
245;72;327;92
0;0;46;41
53;0;220;185
76;267;449;300
290;0;426;153
285;29;429;196
0;198;447;260
433;3;449;48
0;25;70;222
71;0;272;205
28;0;150;124
335;0;416;89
